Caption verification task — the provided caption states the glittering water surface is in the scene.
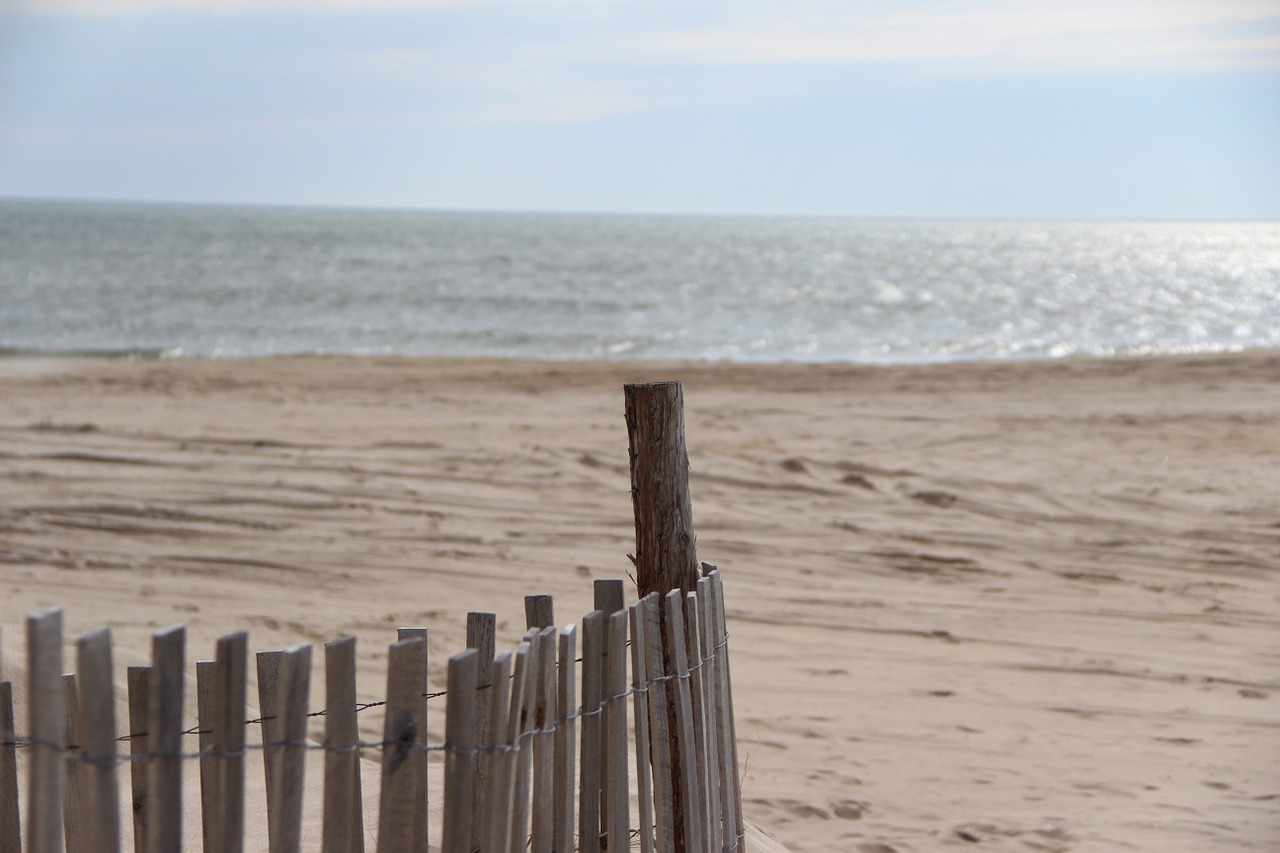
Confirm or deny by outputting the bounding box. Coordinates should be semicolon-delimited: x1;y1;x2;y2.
2;199;1278;362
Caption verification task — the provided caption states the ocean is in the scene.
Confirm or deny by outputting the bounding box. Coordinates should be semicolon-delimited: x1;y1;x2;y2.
2;198;1277;363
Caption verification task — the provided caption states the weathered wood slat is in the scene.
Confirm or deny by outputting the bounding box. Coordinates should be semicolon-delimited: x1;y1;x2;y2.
696;580;723;853
684;593;712;853
126;665;151;853
509;635;540;853
530;627;556;853
709;571;743;852
628;602;656;853
197;660;216;853
442;650;479;853
395;628;429;853
466;612;496;853
481;651;514;853
604;610;630;853
640;594;675;853
257;649;283;837
214;632;248;853
148;625;185;853
323;636;363;853
27;608;64;853
554;626;577;853
377;637;427;853
62;673;86;853
577;610;604;853
593;577;625;840
524;595;555;631
664;592;703;853
270;644;311;853
77;628;120;853
0;678;18;853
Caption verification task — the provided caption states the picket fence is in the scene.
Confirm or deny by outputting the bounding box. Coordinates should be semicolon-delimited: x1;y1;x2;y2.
0;571;743;853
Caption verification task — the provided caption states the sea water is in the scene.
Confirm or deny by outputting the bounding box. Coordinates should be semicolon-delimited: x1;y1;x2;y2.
2;198;1278;363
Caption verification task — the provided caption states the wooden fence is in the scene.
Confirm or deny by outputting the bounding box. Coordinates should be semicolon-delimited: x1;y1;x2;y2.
0;571;743;853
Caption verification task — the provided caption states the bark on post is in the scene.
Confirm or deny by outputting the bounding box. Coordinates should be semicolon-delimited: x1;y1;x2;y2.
624;380;699;853
624;381;699;598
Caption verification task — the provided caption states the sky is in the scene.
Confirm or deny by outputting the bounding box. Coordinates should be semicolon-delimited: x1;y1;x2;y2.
1;0;1278;219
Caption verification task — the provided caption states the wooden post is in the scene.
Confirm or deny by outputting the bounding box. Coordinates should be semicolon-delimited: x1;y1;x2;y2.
480;651;514;853
624;381;699;853
126;665;151;853
377;636;428;853
77;628;120;853
623;381;699;599
530;627;556;853
396;627;429;853
628;602;655;853
553;626;577;853
214;632;248;853
442;650;479;853
27;608;64;853
270;644;311;853
62;673;87;853
466;612;496;853
323;636;363;853
148;625;185;853
603;610;629;853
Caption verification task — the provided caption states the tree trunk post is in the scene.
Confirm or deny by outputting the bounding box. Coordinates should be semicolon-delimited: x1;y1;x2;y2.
624;380;699;853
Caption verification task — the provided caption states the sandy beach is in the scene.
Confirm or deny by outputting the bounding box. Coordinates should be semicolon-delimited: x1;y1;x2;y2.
0;351;1277;852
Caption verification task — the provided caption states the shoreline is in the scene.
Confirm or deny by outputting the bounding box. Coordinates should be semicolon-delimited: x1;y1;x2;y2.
1;346;1276;851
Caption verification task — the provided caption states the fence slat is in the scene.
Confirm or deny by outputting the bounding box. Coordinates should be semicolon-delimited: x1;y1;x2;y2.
257;649;283;838
480;651;514;853
530;627;556;853
214;632;248;853
270;644;311;853
577;610;604;853
62;673;86;853
696;580;723;853
604;610;629;853
524;595;555;631
323;636;363;853
554;626;577;853
684;593;713;853
466;612;496;853
491;645;527;853
709;571;743;852
628;602;655;853
127;665;151;853
147;625;185;853
594;578;625;842
509;634;540;853
640;594;675;853
27;609;64;853
664;592;703;853
395;628;429;853
377;637;427;853
77;628;120;853
0;678;17;853
197;660;216;853
442;650;479;853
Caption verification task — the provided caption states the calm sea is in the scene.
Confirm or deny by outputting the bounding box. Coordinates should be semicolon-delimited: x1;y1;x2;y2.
2;199;1278;363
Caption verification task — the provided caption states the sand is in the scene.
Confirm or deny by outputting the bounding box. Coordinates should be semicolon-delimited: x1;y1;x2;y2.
0;351;1277;852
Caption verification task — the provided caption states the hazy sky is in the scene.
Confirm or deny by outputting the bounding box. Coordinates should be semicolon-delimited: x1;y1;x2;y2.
2;0;1278;218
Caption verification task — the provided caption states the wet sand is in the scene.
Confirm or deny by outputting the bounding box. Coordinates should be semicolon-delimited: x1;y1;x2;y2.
1;351;1277;851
